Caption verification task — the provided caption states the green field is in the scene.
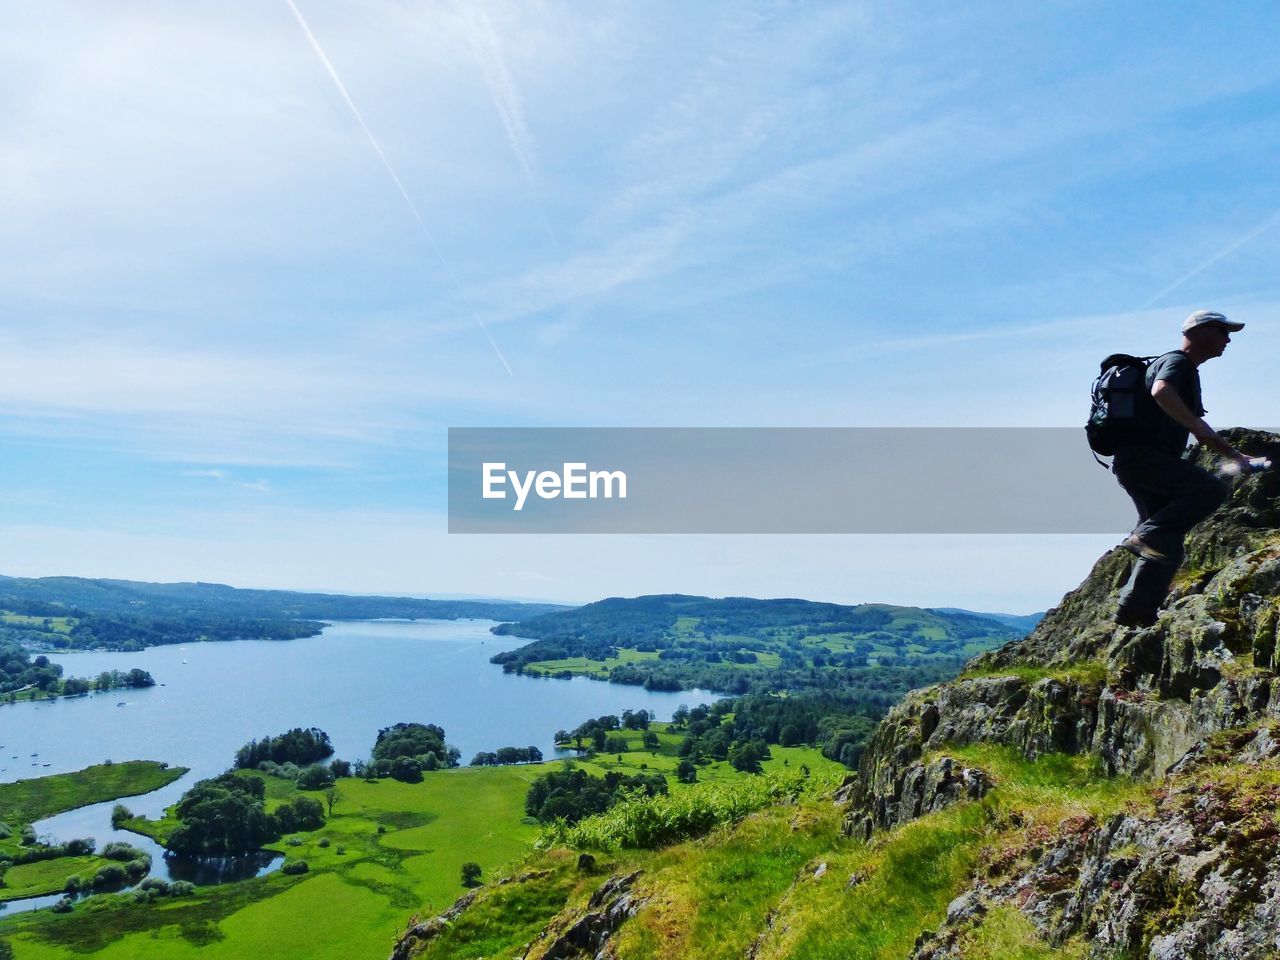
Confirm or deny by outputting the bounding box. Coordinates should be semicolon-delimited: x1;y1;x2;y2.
0;736;840;959
1;857;109;902
0;615;76;635
523;647;661;677
557;723;830;784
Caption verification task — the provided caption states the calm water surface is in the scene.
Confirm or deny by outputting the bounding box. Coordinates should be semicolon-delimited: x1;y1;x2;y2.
2;619;711;805
0;619;713;914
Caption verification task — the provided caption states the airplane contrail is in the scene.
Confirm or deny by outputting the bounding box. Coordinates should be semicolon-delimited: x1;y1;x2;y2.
282;0;513;376
459;2;560;250
1139;208;1280;311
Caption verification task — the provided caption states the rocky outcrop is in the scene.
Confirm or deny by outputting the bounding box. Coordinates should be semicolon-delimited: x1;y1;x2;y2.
388;889;481;960
525;871;649;960
911;725;1280;960
981;429;1280;673
849;430;1280;959
842;755;991;840
845;432;1280;840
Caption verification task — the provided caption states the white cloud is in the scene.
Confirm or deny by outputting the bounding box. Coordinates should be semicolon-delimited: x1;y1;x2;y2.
0;329;511;464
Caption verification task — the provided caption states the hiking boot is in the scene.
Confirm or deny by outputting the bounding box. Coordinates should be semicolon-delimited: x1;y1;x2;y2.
1115;605;1157;628
1122;534;1174;565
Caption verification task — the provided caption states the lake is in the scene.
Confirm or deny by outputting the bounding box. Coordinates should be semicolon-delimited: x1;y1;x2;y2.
0;619;714;913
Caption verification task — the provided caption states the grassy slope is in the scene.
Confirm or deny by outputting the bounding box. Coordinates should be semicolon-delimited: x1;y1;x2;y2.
2;737;838;959
0;615;75;635
403;747;1147;960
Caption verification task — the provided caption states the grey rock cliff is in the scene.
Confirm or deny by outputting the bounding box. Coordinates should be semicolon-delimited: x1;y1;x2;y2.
846;429;1280;959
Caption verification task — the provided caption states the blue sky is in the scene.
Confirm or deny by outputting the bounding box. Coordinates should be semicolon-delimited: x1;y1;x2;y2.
2;1;1278;610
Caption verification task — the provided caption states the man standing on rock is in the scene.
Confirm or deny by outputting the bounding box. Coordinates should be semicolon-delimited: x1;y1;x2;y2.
1113;309;1254;628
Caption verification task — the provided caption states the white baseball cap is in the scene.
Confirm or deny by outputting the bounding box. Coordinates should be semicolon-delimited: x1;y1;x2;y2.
1182;309;1244;334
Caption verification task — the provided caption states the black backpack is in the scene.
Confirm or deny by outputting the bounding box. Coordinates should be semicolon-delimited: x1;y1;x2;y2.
1086;353;1157;464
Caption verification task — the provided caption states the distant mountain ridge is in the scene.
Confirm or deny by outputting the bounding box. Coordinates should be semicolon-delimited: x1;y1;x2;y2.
926;607;1044;632
0;574;570;651
488;593;1023;695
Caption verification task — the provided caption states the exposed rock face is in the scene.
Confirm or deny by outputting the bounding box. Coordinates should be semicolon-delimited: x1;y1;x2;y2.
526;871;649;960
390;869;649;960
848;430;1280;960
846;433;1280;841
911;726;1280;960
981;429;1280;674
388;889;481;960
842;754;991;840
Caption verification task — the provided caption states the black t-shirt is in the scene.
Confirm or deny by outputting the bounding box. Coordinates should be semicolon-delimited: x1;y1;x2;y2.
1144;350;1203;454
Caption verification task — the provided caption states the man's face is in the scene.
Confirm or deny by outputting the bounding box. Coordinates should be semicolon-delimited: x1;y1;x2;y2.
1206;323;1232;357
1192;322;1232;358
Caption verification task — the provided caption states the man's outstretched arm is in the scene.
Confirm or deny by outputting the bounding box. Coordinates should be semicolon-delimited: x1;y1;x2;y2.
1151;380;1250;467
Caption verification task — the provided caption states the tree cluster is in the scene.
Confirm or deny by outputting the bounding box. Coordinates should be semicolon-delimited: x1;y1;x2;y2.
469;746;544;766
234;727;334;769
166;772;324;856
674;705;774;774
552;711;650;753
525;766;668;824
0;645;62;693
358;722;461;782
671;693;880;770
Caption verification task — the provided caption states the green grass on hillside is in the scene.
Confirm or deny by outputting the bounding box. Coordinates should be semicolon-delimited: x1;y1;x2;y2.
411;848;629;960
957;660;1110;689
949;905;1087;960
748;747;1146;960
0;614;76;635
423;745;1144;960
0;737;837;960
